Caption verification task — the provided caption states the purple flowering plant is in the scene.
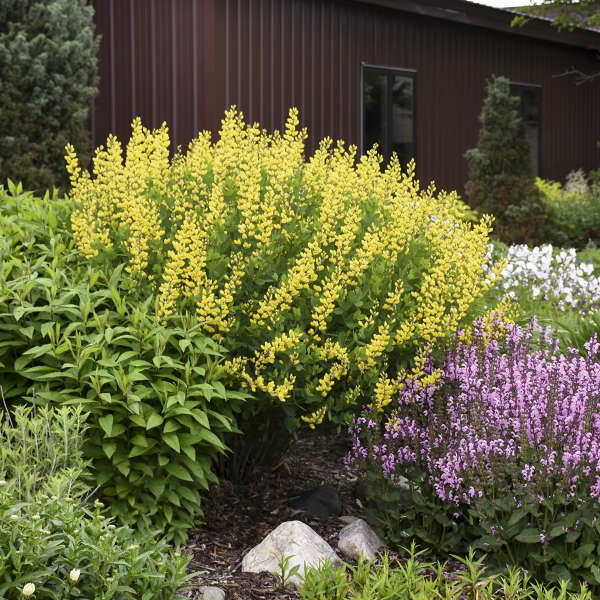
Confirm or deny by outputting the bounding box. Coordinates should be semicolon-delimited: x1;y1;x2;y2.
348;317;600;589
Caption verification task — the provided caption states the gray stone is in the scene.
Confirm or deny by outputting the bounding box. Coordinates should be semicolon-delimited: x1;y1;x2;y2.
242;520;342;588
338;515;360;525
289;485;342;518
338;518;386;562
199;586;226;600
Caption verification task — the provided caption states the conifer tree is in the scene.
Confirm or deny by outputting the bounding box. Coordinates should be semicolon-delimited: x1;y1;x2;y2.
0;0;99;192
465;75;546;244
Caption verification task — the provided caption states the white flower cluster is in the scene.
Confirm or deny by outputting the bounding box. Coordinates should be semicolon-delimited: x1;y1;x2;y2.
486;244;600;311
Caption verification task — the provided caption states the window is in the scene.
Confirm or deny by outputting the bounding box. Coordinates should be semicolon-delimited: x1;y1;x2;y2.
510;83;541;176
363;65;415;167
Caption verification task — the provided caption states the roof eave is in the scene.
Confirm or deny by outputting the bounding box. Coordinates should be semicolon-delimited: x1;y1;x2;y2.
352;0;600;50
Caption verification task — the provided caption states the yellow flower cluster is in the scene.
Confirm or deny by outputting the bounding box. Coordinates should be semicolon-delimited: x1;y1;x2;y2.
67;118;167;276
67;107;500;428
301;406;327;429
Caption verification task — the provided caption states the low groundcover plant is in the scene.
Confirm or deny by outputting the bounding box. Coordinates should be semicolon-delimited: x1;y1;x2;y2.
349;317;600;590
0;403;193;599
300;549;593;600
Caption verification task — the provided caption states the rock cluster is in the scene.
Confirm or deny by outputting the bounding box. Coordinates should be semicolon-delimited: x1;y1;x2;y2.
241;516;385;589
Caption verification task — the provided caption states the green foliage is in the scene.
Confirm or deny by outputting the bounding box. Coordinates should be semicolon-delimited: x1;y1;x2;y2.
362;476;600;592
0;185;247;543
534;310;600;355
0;404;195;600
300;548;592;600
0;402;89;501
511;0;600;32
274;553;302;588
465;76;546;245
0;0;99;192
536;176;600;249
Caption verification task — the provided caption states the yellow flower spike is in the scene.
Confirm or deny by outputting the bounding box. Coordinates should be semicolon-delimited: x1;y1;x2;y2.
67;106;500;427
301;406;327;429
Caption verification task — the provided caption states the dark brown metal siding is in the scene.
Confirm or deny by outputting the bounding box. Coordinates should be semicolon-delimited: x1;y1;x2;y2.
92;0;219;152
92;0;600;193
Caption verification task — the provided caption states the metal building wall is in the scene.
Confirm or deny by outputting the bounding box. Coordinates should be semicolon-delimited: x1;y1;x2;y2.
92;0;600;193
92;0;219;153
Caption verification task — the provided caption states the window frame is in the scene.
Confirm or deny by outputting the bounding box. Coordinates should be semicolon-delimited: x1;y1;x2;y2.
360;63;417;167
509;81;542;176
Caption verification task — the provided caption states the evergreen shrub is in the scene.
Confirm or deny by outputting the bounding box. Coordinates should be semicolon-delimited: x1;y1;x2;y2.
65;108;501;474
0;0;98;192
465;76;546;245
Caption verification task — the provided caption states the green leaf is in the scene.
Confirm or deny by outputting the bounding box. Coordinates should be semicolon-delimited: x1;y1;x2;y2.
165;462;193;481
515;527;541;544
129;414;146;428
165;489;181;507
103;441;117;459
591;565;600;584
182;445;196;461
179;486;200;506
507;507;528;527
549;525;566;539
163;433;181;453
131;434;148;447
146;413;164;430
163;420;181;434
115;460;131;477
198;427;226;451
147;478;166;498
99;414;114;436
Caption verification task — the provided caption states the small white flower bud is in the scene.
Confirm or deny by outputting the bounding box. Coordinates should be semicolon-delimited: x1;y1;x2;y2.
22;583;35;597
69;568;81;583
0;480;7;486
9;514;19;522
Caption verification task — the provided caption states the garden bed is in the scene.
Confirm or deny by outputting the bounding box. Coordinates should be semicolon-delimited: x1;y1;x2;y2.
184;431;363;599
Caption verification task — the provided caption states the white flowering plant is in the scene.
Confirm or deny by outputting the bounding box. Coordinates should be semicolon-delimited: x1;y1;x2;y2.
0;403;196;599
0;487;193;599
485;243;600;313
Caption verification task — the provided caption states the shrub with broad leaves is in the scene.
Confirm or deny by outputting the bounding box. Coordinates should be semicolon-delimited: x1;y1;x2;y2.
0;184;246;543
536;175;600;249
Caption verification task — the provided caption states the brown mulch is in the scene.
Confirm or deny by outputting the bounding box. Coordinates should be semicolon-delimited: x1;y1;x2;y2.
182;431;365;599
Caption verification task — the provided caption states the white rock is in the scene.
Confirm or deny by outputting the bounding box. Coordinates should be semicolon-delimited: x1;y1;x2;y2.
242;520;342;588
338;515;360;525
199;586;226;600
338;518;385;561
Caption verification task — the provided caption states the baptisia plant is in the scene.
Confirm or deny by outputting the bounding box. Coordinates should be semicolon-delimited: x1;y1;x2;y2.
64;108;499;477
348;317;600;590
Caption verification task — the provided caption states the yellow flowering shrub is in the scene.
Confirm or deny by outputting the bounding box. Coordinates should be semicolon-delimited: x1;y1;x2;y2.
66;108;499;447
